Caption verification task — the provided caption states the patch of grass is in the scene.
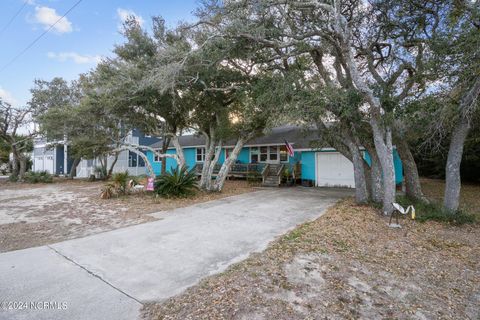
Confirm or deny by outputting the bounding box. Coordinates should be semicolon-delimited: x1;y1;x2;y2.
282;223;312;242
396;195;476;225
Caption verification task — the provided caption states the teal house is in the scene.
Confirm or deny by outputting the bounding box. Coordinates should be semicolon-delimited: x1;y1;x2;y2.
145;126;403;188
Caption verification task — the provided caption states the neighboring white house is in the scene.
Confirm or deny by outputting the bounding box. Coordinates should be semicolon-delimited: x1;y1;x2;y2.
32;129;159;178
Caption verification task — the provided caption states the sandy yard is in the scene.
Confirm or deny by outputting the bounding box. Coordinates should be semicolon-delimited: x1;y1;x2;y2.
0;179;256;252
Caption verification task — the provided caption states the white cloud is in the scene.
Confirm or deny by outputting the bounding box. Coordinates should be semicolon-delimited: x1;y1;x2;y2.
0;87;18;106
47;52;102;64
34;6;72;34
117;8;144;27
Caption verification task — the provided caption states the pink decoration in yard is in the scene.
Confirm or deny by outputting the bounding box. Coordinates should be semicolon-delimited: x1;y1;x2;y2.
146;177;154;191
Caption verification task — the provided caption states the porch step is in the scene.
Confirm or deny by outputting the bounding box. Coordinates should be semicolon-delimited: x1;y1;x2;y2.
262;175;280;187
267;164;283;175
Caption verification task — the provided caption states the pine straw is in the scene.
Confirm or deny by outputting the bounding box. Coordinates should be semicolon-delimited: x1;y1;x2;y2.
142;199;480;320
421;178;480;217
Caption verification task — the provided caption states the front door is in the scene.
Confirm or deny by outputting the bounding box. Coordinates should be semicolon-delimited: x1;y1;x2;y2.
260;146;280;164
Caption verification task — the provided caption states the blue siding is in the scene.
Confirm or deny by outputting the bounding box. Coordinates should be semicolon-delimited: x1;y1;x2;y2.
218;149;226;164
363;150;403;185
183;148;196;171
237;148;250;163
301;151;316;181
147;149;183;176
393;149;403;185
217;147;250;164
289;151;301;165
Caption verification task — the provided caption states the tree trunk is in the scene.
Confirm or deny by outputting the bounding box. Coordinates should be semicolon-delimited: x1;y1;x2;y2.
444;77;480;211
69;157;81;179
160;137;170;175
369;149;384;204
344;137;368;203
18;156;27;180
171;135;186;169
205;141;223;190
10;149;19;176
371;120;396;214
444;118;470;211
396;139;427;202
199;132;215;189
99;155;108;180
336;17;395;214
107;152;119;179
363;160;372;201
209;138;246;192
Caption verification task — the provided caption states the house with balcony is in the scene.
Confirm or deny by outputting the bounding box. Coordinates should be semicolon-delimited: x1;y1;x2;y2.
32;129;160;178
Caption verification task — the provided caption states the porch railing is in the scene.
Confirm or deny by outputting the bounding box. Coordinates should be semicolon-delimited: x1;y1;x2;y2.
194;163;301;180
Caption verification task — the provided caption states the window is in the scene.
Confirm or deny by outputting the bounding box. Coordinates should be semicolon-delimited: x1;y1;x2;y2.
250;147;259;163
87;159;93;167
138;155;145;167
128;151;137;167
196;148;205;162
269;146;278;161
154;154;161;162
260;146;268;162
280;145;289;162
255;145;287;163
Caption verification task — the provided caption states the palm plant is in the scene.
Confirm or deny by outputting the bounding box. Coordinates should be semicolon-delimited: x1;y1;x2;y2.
112;171;129;195
154;167;198;198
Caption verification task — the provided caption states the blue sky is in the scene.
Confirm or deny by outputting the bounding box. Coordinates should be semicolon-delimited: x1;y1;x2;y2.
0;0;198;108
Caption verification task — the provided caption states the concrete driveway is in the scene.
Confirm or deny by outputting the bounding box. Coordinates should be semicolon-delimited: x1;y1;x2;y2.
0;187;351;320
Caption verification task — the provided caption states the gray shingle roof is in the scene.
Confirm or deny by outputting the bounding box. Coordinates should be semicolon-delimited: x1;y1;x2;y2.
148;125;322;150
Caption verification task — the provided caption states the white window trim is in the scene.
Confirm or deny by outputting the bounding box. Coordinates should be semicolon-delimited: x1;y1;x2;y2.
250;145;289;163
196;147;206;163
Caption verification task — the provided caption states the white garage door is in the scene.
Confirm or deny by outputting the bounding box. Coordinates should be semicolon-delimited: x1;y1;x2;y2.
316;152;355;188
44;155;54;174
34;156;44;172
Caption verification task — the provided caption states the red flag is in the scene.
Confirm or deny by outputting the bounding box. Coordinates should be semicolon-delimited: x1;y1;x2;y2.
284;140;294;157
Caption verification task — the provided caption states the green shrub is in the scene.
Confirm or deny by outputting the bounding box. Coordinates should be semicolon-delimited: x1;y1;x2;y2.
111;171;129;195
24;171;53;183
154;167;198;198
396;195;476;225
8;174;18;182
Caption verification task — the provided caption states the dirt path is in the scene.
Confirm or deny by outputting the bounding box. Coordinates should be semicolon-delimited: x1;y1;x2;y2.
0;179;255;252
